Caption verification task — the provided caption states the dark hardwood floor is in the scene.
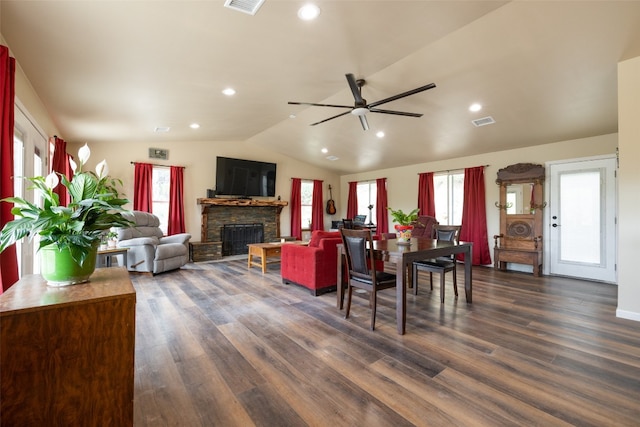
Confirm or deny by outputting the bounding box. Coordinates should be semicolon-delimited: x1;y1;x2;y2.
131;260;640;426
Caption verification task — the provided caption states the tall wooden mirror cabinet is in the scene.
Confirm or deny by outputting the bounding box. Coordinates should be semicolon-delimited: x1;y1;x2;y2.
493;163;545;276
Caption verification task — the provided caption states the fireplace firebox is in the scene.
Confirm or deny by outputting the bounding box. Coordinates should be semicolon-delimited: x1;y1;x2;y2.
222;223;264;256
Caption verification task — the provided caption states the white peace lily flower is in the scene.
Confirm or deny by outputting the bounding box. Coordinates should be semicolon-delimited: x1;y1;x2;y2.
78;143;91;166
96;159;109;179
69;157;77;174
45;172;59;190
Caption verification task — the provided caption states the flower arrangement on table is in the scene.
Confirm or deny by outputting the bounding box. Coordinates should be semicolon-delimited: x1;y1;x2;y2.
0;143;133;266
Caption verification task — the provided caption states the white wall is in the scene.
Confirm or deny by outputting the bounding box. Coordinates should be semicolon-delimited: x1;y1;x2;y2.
3;36;60;144
340;133;618;263
617;56;640;321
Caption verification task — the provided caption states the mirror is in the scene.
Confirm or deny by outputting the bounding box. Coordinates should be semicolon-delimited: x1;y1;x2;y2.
506;183;535;214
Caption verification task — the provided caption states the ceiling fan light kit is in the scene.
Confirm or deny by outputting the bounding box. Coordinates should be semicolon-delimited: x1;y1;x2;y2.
289;73;436;130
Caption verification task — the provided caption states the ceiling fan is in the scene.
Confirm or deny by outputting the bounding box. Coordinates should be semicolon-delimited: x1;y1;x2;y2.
288;73;436;131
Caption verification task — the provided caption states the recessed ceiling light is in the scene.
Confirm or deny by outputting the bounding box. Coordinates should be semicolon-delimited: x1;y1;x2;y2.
469;103;482;112
289;114;296;119
190;123;200;129
321;148;328;154
298;4;320;21
376;131;385;138
326;155;339;161
154;126;170;133
222;88;236;96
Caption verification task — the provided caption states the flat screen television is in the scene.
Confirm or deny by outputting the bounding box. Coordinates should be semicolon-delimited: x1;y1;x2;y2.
215;156;277;197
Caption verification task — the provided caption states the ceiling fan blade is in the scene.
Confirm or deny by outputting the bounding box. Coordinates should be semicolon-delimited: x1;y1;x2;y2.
368;108;423;117
358;115;369;131
346;73;365;105
367;83;436;109
288;101;353;109
310;110;351;126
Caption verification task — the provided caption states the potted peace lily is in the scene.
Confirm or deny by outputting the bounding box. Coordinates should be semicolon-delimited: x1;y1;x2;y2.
0;144;133;286
387;207;420;244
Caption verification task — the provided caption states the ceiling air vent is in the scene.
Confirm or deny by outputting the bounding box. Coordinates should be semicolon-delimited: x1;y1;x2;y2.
224;0;266;15
471;116;496;127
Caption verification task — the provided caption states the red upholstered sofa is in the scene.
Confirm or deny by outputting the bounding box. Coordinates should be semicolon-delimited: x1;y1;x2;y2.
281;230;342;296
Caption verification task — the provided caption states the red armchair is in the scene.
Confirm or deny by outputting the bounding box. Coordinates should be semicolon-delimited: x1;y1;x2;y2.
281;230;342;296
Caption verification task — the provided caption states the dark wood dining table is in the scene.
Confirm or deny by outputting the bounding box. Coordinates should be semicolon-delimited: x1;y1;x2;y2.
336;237;473;335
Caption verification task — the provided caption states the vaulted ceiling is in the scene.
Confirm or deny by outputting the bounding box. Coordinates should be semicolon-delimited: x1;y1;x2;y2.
3;1;640;174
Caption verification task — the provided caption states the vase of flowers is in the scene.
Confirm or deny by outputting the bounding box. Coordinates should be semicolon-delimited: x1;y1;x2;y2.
387;207;420;244
0;144;132;286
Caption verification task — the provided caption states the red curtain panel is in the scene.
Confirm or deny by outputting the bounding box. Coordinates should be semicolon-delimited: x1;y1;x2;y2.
0;45;18;293
311;179;324;231
289;178;302;240
375;178;389;234
346;181;358;219
50;136;72;206
459;166;492;265
418;172;436;217
133;162;153;212
167;166;186;235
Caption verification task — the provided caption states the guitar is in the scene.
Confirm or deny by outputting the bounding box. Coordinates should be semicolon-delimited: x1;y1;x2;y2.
326;185;337;215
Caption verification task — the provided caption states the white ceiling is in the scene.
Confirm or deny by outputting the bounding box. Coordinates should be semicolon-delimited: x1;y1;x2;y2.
2;1;640;174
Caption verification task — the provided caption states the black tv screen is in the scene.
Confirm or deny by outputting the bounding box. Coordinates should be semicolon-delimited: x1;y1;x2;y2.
215;156;277;197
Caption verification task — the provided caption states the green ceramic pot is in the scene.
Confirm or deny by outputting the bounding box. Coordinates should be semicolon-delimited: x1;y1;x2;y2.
40;243;98;286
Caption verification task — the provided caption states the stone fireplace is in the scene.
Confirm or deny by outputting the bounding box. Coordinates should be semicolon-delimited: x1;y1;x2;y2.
190;198;288;262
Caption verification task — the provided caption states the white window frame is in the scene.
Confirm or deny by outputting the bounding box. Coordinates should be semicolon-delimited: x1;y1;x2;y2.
152;166;170;234
356;181;376;225
300;180;313;229
433;170;464;225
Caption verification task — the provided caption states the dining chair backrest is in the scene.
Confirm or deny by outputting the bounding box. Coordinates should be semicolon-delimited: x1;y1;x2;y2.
434;225;461;260
434;225;461;243
341;228;373;281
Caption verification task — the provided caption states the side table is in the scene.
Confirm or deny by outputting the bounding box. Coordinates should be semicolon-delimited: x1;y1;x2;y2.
97;247;129;268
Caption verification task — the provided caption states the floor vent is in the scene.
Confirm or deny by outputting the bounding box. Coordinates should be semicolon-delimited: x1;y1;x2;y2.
224;0;266;15
471;116;496;127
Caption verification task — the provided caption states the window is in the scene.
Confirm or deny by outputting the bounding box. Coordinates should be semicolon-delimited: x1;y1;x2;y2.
152;167;170;234
300;180;313;229
13;105;47;277
433;171;464;225
356;181;376;225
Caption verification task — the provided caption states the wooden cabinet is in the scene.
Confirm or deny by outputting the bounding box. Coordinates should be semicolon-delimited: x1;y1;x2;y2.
0;267;136;426
494;163;545;276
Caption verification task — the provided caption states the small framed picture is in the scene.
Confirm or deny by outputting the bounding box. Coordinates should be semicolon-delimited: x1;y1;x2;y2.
149;148;168;160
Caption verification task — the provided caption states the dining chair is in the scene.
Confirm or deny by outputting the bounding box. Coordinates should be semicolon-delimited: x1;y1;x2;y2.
411;225;462;303
340;228;397;330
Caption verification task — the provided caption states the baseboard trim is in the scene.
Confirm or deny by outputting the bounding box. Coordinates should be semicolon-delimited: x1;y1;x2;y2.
616;309;640;322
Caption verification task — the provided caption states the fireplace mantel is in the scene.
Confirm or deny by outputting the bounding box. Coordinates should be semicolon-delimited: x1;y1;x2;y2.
197;198;288;211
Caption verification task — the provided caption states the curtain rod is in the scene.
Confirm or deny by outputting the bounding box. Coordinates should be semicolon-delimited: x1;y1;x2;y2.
131;161;185;169
290;177;323;182
418;164;490;175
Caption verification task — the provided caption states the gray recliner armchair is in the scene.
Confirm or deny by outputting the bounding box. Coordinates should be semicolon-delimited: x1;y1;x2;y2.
114;211;191;274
